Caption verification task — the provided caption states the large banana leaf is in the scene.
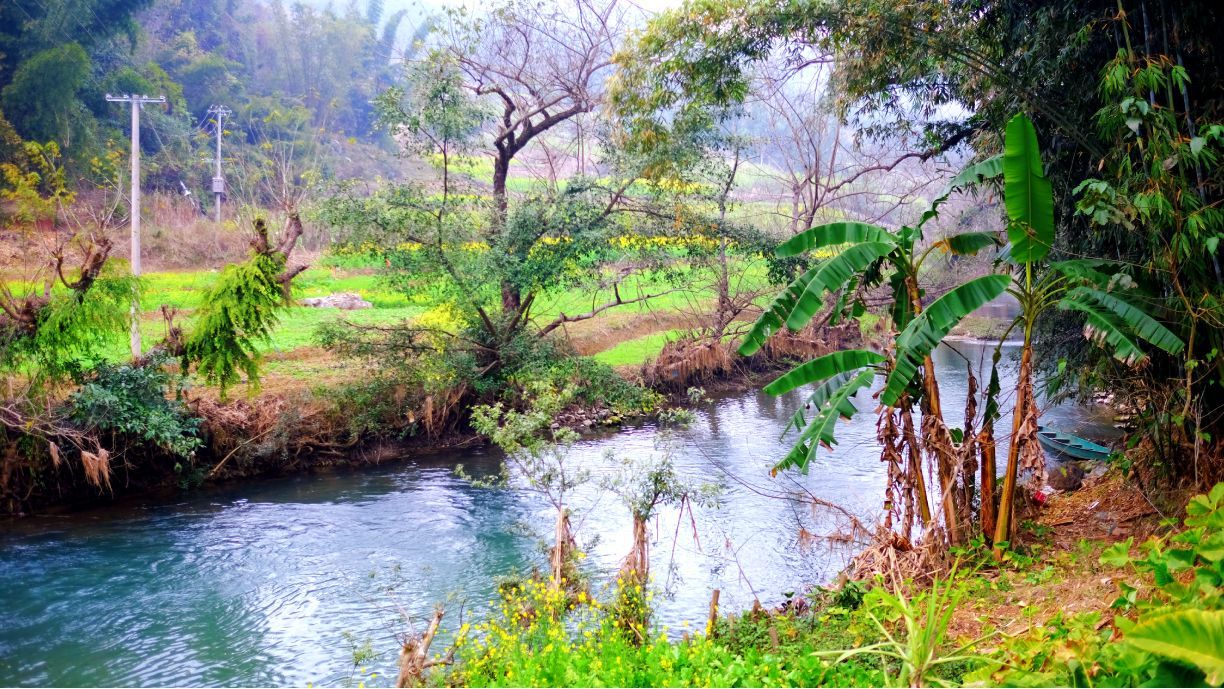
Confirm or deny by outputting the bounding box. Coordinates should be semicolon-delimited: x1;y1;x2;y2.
785;242;894;331
737;265;821;356
1050;258;1114;287
1003;113;1054;264
934;231;1003;256
1127;609;1224;685
775;368;877;473
1064;285;1184;355
764;349;885;396
774;221;896;258
881;274;1011;407
783;371;856;437
1058;296;1150;366
911;156;1005;234
948;154;1003;190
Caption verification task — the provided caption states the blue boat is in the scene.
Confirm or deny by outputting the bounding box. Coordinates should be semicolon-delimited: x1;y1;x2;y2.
1037;425;1112;461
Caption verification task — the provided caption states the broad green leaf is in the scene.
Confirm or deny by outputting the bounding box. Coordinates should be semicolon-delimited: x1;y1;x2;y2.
1100;539;1134;567
782;371;856;438
1051;259;1115;288
1058;297;1149;366
1128;609;1224;685
1065;286;1184;355
737;265;820;356
775;369;877;473
1003;113;1055;264
935;231;1002;256
881;274;1011;407
774;221;896;258
764;349;885;396
947;154;1003;191
785;242;893;331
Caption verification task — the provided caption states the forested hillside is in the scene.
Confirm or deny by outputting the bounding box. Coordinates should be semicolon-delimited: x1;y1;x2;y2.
1;0;423;204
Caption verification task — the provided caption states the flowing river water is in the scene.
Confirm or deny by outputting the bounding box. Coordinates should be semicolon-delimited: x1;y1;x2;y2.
0;341;1117;687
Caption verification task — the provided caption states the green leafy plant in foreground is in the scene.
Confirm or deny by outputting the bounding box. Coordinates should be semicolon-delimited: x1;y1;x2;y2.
69;354;201;457
451;577;882;687
973;482;1224;687
821;571;994;687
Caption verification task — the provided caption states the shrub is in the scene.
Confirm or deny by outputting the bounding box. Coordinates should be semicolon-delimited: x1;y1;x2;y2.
451;578;881;687
69;356;202;457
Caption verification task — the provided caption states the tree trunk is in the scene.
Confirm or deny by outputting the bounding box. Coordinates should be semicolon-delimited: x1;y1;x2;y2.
979;422;997;543
904;274;962;545
993;343;1032;556
491;153;522;317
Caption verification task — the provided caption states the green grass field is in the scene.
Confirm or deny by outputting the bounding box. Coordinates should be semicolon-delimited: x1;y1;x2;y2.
87;257;773;372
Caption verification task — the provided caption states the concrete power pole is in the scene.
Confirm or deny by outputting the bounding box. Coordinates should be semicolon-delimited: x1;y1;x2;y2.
207;104;231;224
106;93;166;358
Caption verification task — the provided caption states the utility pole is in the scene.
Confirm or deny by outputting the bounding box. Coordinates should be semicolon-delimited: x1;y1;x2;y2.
207;104;231;224
106;93;166;358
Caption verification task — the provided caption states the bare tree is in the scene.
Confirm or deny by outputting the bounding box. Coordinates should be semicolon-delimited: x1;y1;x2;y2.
437;0;626;312
745;54;946;235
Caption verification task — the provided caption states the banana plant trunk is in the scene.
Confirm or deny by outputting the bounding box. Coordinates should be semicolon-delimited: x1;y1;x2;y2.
979;421;997;542
905;275;963;546
993;340;1033;557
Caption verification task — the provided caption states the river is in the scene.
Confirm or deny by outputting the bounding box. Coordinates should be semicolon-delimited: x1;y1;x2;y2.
0;341;1115;687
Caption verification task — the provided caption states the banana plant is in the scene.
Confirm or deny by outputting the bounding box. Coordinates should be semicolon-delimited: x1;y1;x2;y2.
989;113;1185;555
741;161;1009;545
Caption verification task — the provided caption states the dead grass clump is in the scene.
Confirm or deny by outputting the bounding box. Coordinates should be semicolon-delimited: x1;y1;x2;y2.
756;321;862;363
80;447;112;493
845;527;949;590
193;392;353;476
644;336;735;390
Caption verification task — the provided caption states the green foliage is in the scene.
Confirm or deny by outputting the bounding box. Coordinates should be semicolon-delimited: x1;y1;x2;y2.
1;270;135;385
1;43;92;147
880;274;1010;407
785;242;894;331
181;250;289;396
978;483;1224;686
821;573;992;688
68;356;201;457
1002;113;1055;264
452;577;882;687
1127;611;1224;685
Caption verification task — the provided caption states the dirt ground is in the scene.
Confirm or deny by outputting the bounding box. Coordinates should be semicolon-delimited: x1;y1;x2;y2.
949;472;1169;641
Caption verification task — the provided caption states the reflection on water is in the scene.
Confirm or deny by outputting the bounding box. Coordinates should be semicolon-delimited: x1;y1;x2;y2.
0;341;1114;687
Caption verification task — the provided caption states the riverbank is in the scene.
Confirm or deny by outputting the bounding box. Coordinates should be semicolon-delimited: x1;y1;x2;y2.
433;471;1210;688
3;328;816;517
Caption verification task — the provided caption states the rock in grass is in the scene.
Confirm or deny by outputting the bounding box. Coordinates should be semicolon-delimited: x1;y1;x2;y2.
300;292;372;310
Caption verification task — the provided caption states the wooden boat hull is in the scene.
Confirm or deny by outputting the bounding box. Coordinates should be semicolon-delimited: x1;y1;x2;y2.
1037;425;1112;461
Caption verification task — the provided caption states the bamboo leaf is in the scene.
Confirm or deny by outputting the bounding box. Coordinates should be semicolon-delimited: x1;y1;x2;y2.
1003;114;1055;264
785;242;893;331
1128;610;1224;685
881;274;1011;407
764;349;885;396
774;221;896;258
1065;286;1184;355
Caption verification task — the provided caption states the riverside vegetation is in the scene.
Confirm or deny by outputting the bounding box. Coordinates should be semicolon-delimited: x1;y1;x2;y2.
2;0;1224;687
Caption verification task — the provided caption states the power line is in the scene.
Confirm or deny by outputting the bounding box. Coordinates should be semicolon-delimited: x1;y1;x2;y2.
207;104;232;224
105;92;167;359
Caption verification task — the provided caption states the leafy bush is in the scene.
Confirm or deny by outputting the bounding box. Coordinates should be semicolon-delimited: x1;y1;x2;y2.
451;578;881;687
970;483;1224;686
69;357;202;457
